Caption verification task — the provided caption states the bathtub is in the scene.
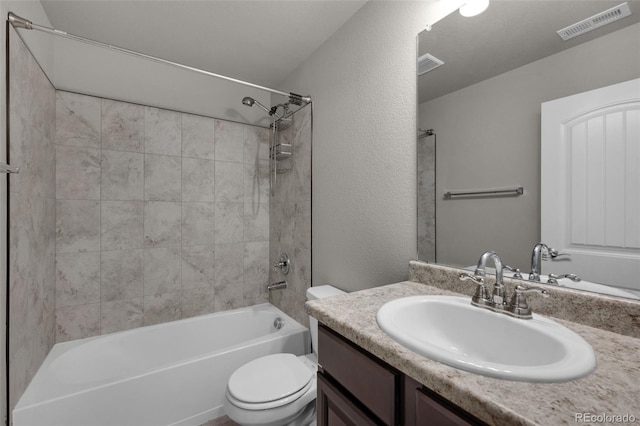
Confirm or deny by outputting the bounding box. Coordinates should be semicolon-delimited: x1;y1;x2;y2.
13;303;310;426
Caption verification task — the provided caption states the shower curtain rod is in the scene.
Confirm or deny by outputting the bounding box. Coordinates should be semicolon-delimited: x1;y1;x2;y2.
7;12;311;105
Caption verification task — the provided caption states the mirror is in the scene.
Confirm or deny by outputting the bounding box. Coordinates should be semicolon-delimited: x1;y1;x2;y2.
417;1;640;299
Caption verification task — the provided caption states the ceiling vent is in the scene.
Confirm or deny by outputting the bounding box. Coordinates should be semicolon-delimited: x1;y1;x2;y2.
557;2;632;41
417;53;444;75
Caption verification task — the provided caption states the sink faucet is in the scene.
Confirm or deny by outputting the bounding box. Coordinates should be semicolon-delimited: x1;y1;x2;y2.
460;250;506;309
529;243;566;282
461;250;550;319
529;242;551;281
529;242;578;284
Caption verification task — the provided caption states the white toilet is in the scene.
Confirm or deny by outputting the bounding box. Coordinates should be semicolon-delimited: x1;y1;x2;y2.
224;285;346;426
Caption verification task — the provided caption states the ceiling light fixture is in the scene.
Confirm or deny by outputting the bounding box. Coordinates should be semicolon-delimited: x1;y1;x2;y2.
424;0;490;32
459;0;490;17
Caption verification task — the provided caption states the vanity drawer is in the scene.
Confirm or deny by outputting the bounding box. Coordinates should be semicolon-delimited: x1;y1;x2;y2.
414;387;479;426
318;325;400;425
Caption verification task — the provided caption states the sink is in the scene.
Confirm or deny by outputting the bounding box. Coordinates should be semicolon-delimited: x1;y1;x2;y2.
376;295;596;382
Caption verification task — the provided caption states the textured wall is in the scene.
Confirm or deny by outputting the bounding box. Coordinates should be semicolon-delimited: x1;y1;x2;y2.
52;38;271;128
269;104;312;327
277;2;438;292
54;91;271;342
419;23;640;270
8;27;57;416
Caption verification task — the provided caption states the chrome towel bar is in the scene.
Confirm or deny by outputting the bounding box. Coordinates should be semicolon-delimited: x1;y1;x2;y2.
444;186;523;199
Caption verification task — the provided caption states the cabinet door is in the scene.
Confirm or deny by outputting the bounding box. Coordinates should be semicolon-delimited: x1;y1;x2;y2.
415;387;481;426
318;325;399;425
317;372;379;426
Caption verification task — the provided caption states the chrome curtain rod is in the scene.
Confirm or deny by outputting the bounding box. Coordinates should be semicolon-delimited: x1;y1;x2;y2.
7;12;311;105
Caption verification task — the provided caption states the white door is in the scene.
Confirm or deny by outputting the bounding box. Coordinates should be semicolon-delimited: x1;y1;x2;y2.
541;78;640;291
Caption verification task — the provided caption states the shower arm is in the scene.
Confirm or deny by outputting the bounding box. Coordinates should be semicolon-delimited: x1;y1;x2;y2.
7;12;311;106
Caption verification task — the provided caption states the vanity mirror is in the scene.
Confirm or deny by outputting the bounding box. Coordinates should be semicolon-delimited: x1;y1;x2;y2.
417;1;640;298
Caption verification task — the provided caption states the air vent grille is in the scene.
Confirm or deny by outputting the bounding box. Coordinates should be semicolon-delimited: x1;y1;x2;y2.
557;2;631;41
417;53;444;75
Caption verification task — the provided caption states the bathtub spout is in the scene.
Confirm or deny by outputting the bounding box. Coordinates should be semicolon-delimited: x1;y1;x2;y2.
267;281;287;291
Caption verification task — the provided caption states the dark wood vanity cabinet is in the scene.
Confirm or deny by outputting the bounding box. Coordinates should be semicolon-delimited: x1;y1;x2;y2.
317;325;485;426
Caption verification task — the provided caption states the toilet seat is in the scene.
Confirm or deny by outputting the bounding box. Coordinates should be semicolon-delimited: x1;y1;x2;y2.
227;380;313;410
227;353;313;411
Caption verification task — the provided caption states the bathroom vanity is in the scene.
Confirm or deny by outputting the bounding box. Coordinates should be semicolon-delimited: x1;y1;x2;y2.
306;262;640;426
317;325;483;425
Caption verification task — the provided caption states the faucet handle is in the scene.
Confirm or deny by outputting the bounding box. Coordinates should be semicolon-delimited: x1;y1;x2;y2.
459;272;484;284
273;253;290;275
546;273;581;285
542;248;570;261
504;265;523;279
460;273;493;307
507;285;550;319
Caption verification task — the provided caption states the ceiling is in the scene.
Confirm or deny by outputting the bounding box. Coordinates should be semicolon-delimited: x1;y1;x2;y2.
40;0;368;90
418;0;640;103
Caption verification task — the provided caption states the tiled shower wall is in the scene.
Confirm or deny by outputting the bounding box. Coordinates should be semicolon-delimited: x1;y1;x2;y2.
8;28;57;414
54;91;271;341
269;104;312;327
417;135;435;262
8;24;312;419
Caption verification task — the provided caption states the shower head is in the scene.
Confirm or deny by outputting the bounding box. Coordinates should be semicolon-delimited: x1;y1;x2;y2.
241;96;281;119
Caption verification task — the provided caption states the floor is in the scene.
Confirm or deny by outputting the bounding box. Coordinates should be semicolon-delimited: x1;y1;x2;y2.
200;415;239;426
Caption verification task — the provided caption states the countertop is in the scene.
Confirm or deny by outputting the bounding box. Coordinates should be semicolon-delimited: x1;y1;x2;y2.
305;281;640;426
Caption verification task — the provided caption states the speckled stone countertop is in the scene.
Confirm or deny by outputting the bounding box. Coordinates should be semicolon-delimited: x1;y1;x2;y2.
305;281;640;426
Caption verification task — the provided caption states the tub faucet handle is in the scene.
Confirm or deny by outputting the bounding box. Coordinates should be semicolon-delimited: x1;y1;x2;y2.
273;253;290;275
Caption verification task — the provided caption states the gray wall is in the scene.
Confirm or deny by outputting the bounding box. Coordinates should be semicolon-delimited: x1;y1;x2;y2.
278;1;441;292
8;26;57;417
419;23;640;270
1;3;54;421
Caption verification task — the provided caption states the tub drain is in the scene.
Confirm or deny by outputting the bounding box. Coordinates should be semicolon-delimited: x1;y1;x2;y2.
273;317;284;330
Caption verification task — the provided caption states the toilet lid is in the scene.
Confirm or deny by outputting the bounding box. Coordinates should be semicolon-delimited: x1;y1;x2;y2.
228;353;313;403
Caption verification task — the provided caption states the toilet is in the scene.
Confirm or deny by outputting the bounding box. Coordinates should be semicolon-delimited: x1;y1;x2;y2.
224;285;346;426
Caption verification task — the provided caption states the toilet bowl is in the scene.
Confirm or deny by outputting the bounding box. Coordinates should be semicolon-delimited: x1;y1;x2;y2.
224;285;346;426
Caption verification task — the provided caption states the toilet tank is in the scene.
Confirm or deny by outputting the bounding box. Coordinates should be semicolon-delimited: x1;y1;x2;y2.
306;285;346;354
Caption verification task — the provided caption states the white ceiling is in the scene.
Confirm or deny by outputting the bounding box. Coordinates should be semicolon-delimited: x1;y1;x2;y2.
418;0;640;103
40;0;368;89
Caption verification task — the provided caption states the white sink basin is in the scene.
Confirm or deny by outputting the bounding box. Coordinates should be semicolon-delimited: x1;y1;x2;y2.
376;296;596;382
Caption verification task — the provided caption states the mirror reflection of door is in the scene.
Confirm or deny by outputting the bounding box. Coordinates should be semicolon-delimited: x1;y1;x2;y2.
541;78;640;290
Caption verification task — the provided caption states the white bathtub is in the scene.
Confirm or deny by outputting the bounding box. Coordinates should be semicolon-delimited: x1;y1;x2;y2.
13;303;310;426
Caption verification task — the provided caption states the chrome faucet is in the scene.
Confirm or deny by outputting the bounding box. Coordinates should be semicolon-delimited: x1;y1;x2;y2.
529;242;550;281
460;250;506;310
547;273;581;285
528;242;580;285
461;250;550;319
